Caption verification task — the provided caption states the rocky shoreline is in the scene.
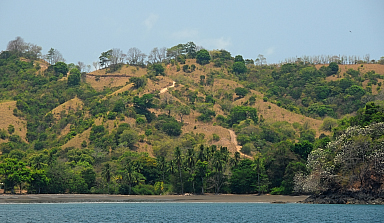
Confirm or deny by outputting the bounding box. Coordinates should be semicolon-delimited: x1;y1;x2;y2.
301;191;384;205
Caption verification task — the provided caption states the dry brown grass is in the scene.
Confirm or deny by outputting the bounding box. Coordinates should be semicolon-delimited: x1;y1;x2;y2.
233;92;324;137
51;97;84;119
86;65;148;91
0;101;27;142
316;64;384;94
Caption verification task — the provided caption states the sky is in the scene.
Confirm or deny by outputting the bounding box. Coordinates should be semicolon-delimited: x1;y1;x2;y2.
1;0;383;68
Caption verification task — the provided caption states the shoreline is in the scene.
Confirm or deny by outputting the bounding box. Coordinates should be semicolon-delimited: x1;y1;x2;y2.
0;194;308;204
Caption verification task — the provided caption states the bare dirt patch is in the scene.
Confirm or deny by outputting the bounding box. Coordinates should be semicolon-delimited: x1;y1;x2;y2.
51;97;84;119
0;101;27;142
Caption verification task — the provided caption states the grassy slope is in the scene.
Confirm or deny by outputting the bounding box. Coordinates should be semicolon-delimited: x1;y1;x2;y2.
0;101;27;143
18;61;383;157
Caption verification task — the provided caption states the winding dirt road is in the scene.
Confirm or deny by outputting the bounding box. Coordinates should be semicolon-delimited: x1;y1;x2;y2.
228;129;253;159
159;81;251;159
160;81;176;94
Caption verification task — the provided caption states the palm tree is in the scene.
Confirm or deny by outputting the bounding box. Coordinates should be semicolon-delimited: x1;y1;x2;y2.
198;145;206;162
174;147;184;194
156;156;166;182
186;148;196;193
102;163;111;194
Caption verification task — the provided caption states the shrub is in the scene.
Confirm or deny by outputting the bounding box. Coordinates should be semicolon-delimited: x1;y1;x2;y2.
107;112;117;120
263;97;268;102
212;134;220;141
7;125;15;134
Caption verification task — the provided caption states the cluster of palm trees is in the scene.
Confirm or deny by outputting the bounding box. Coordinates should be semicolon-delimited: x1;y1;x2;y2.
160;145;241;194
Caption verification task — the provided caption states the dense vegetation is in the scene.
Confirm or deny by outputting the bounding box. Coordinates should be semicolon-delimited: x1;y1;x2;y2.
1;37;384;195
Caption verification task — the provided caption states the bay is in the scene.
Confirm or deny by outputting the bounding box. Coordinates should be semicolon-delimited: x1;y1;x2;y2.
0;202;383;222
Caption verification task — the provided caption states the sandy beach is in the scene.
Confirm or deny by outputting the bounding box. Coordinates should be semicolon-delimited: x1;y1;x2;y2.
0;194;308;204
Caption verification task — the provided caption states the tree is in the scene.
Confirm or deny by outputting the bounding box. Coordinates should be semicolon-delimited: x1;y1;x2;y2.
156;156;166;182
92;61;99;71
233;62;247;74
234;55;245;63
53;62;68;77
130;76;147;88
174;147;184;194
195;160;209;194
150;64;165;76
6;36;26;56
235;87;249;98
230;159;257;193
254;155;270;194
255;54;266;66
77;61;86;73
328;62;339;75
119;129;139;149
46;48;65;64
184;42;197;58
176;105;190;123
28;169;49;194
291;141;313;160
68;68;81;86
99;50;112;68
102;163;111;194
320;117;338;132
228;106;258;126
0;159;31;194
196;49;211;65
127;47;146;65
148;47;163;64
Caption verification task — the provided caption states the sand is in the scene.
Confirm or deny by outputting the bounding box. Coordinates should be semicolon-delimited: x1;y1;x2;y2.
0;194;308;204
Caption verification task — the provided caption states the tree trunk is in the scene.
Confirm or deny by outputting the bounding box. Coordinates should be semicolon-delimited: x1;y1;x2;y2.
179;166;183;194
201;177;204;194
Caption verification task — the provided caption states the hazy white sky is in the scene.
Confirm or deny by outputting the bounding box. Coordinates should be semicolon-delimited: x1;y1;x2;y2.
1;0;383;67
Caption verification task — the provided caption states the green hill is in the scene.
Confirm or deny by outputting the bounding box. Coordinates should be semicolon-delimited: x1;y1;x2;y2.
1;38;384;196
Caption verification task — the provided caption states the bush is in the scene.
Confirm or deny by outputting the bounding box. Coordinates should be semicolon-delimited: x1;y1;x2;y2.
7;125;15;134
196;49;211;65
263;97;268;102
145;129;152;136
107;112;117;120
240;142;254;155
212;134;220;141
132;184;155;195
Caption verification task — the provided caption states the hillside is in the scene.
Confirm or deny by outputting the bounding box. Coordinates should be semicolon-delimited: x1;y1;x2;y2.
1;41;383;196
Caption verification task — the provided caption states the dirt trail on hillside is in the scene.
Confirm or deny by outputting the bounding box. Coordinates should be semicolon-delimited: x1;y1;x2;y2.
160;81;176;94
228;129;253;159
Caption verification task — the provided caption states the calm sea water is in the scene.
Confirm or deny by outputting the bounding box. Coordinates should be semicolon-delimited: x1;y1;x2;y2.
0;202;383;222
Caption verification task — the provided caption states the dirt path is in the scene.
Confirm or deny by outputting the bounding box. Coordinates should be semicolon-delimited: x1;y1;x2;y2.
228;129;253;159
160;81;176;94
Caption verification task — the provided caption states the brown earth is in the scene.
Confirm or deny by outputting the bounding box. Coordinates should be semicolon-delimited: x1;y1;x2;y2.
0;101;27;142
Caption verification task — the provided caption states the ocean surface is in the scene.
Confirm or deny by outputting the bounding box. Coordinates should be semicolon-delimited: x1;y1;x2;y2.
0;202;383;222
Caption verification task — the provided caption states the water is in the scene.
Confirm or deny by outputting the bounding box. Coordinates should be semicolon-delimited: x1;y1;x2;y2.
0;202;383;222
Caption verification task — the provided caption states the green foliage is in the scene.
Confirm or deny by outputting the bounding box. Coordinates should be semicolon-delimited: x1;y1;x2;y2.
291;140;313;160
155;115;182;136
150;64;165;76
196;49;211;65
119;129;139;149
233;61;247;74
7;125;15;134
53;62;68;77
328;62;339;75
212;133;220;141
130;76;147;88
67;68;81;86
235;87;249;98
228;106;258;126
